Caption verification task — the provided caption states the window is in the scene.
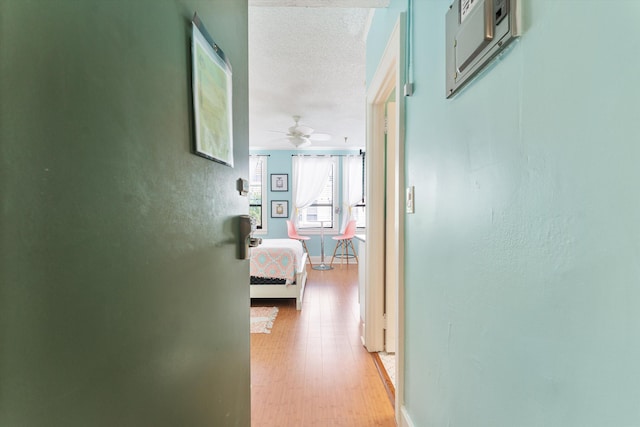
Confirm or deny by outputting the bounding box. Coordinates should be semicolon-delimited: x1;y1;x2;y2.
353;203;366;229
355;154;366;228
342;154;366;229
296;157;338;230
249;155;267;231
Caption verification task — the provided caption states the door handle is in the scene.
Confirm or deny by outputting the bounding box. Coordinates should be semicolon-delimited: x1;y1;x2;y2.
238;215;261;259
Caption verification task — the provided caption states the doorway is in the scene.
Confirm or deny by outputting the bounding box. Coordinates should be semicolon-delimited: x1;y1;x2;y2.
364;14;406;422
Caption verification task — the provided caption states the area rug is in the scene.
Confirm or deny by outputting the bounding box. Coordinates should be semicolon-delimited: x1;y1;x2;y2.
250;306;279;334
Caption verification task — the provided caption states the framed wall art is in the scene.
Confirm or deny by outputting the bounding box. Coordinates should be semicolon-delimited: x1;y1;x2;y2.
271;200;289;218
191;13;234;167
270;173;288;192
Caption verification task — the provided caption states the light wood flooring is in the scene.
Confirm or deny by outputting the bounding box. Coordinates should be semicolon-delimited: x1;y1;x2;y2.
250;264;396;427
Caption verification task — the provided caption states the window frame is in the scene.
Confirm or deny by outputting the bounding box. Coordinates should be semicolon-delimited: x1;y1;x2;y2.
352;154;366;229
249;155;268;234
342;153;366;230
353;202;366;229
295;156;339;233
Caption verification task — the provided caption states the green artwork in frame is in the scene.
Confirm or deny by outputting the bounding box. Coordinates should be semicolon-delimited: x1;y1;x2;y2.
191;13;233;167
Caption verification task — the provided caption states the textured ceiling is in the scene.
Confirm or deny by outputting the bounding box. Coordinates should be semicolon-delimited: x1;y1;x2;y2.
248;1;389;150
250;0;389;8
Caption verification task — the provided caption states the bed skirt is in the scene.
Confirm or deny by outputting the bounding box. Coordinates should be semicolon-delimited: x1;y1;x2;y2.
250;252;308;310
250;276;289;285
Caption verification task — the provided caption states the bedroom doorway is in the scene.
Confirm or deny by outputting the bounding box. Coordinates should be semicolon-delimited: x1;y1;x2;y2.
364;14;406;421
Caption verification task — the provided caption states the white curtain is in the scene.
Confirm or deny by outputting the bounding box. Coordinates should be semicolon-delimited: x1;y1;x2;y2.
249;155;261;177
291;156;333;224
340;155;363;233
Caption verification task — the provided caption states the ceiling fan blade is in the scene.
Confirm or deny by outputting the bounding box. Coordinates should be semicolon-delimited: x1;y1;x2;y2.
309;133;331;141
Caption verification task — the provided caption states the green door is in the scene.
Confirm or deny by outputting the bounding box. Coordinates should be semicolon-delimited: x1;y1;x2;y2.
0;1;251;425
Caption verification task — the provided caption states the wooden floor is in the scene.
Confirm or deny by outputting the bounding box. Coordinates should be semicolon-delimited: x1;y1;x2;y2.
250;264;396;427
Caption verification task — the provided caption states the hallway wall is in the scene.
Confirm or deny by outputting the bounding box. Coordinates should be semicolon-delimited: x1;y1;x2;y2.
368;1;640;426
0;1;250;425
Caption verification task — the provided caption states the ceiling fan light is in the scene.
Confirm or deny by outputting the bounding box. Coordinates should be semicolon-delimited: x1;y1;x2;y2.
288;136;311;148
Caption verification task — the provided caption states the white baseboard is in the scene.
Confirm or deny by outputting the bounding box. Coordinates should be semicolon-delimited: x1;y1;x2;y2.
309;255;337;265
308;255;357;265
399;406;415;427
309;255;323;264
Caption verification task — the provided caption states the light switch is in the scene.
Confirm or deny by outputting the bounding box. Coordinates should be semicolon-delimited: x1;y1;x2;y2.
406;186;415;214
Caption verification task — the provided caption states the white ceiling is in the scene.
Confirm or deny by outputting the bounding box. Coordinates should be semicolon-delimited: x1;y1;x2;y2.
248;0;390;150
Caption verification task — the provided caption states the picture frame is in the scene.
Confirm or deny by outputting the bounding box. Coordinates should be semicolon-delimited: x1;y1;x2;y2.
270;200;289;218
270;174;288;192
191;13;234;167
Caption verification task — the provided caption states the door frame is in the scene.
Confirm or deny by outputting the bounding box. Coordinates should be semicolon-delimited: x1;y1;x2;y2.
364;14;406;421
385;98;398;354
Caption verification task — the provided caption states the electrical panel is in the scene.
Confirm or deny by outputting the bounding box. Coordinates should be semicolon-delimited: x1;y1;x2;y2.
446;0;521;98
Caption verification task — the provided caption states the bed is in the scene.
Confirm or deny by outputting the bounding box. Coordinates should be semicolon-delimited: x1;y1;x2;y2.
249;238;308;310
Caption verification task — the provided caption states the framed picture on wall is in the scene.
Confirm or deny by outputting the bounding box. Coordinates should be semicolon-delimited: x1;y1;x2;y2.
270;174;288;192
191;13;234;167
271;200;288;218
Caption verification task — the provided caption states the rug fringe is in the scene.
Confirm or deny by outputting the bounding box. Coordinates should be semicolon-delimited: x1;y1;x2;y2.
265;307;279;331
250;306;279;334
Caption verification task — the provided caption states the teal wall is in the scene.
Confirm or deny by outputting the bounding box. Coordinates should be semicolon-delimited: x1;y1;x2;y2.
251;149;361;258
0;1;251;426
369;1;640;426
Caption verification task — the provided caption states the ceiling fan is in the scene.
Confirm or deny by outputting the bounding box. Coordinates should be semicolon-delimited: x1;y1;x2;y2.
275;115;331;148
